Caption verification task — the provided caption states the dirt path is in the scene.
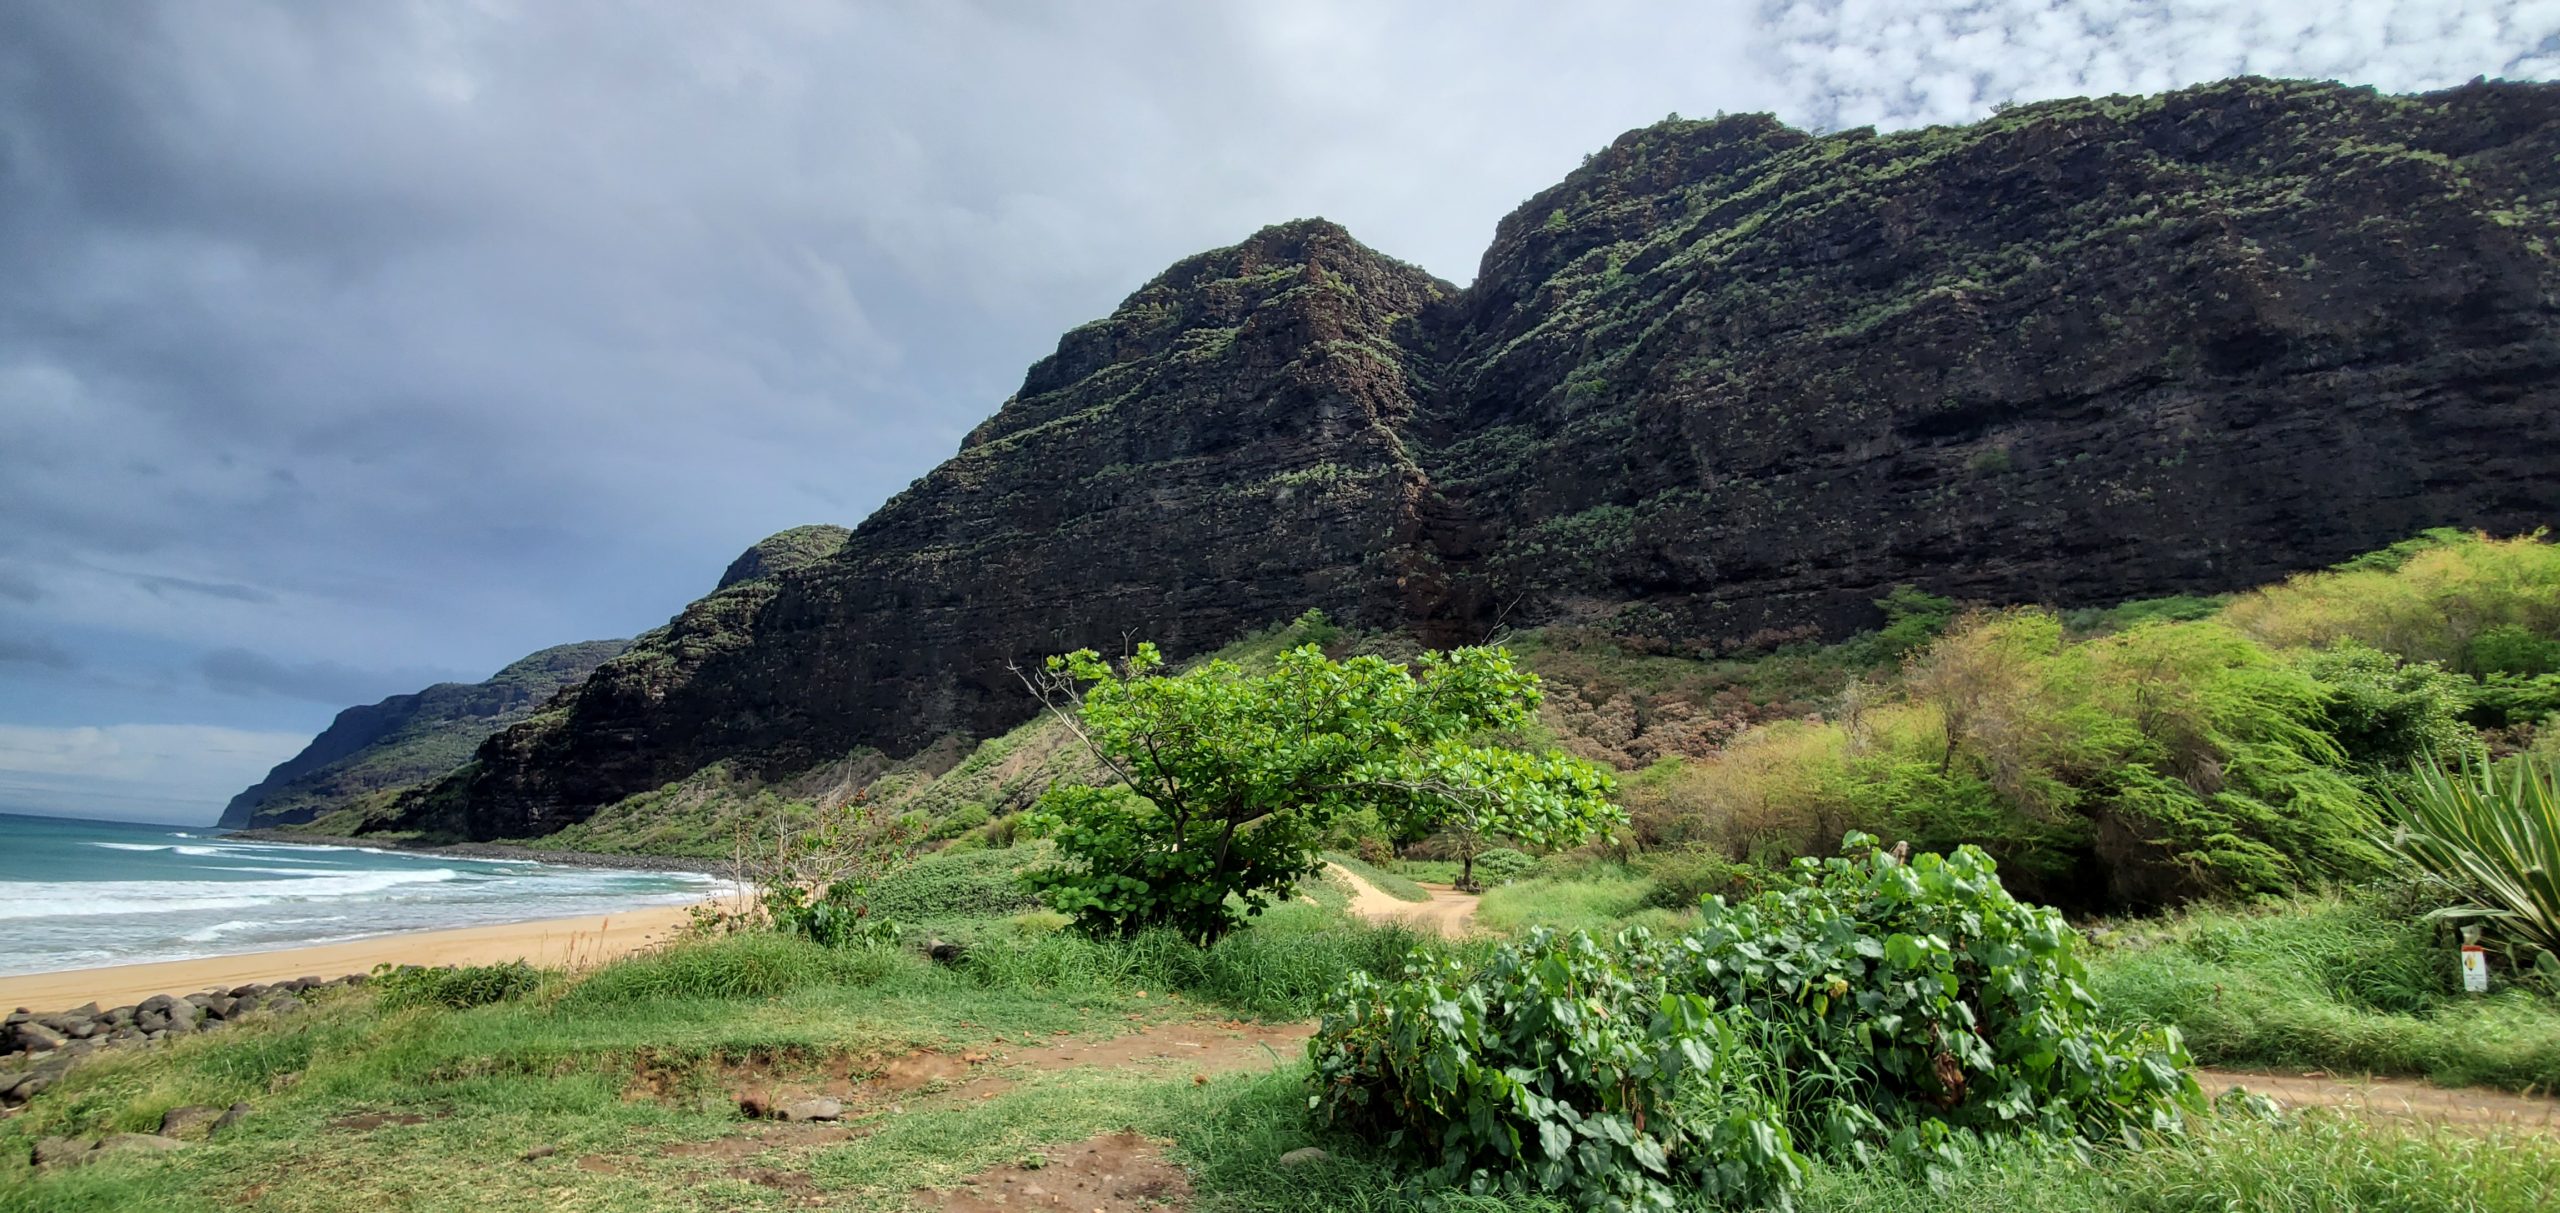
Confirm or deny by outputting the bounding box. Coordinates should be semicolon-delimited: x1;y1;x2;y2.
1328;864;1480;935
2200;1068;2560;1133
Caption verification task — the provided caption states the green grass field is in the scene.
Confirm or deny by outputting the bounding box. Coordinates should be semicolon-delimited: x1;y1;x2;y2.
8;884;2560;1212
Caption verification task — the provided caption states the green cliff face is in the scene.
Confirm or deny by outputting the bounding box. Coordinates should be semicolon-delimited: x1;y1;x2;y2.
395;78;2560;845
216;639;629;829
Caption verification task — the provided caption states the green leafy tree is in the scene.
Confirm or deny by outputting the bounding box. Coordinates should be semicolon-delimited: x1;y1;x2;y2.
1019;641;1622;942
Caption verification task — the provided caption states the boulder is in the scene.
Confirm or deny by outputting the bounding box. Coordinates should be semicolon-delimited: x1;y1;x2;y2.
93;1132;186;1159
212;1102;253;1135
159;1105;224;1139
199;994;238;1020
30;1136;87;1170
228;983;265;999
14;1020;66;1051
775;1097;844;1123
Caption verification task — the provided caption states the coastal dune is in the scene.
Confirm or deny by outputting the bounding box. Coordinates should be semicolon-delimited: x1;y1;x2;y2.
0;902;707;1011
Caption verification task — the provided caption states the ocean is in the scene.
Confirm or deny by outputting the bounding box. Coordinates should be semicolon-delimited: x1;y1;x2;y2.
0;812;724;977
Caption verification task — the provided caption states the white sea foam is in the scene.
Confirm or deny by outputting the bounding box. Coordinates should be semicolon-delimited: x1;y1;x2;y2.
0;868;461;920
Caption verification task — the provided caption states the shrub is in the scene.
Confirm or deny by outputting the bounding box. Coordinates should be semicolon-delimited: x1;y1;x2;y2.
2292;643;2479;771
2222;531;2560;670
1678;838;2199;1158
372;961;543;1011
2383;756;2560;958
1634;848;1763;909
1310;931;1803;1209
1021;642;1619;941
1472;847;1538;884
2471;623;2560;677
1311;838;2199;1207
864;844;1052;922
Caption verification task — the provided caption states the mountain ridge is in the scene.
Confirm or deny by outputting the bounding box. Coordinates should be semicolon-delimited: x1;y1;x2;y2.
217;639;631;829
376;75;2560;844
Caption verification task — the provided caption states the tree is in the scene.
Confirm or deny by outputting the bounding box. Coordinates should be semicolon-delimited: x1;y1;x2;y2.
1018;640;1622;942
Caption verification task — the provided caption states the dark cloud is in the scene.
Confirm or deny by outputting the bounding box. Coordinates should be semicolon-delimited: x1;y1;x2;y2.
132;573;276;605
0;638;77;671
196;647;463;706
0;0;2548;818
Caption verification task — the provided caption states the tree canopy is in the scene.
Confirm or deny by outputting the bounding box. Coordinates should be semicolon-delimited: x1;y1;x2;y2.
1022;635;1622;941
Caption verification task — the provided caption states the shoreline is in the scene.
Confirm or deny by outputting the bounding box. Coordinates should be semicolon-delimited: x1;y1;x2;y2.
220;828;731;875
0;899;727;1012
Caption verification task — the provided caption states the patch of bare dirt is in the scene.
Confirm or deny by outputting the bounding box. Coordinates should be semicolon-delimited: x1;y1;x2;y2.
918;1131;1190;1211
1002;1018;1310;1076
1330;864;1479;935
2202;1068;2560;1133
329;1111;430;1132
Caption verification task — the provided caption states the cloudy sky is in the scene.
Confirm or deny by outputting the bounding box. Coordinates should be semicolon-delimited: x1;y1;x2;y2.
3;1;2555;824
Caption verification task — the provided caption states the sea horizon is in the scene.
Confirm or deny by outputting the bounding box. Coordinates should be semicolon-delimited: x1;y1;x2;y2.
0;810;723;977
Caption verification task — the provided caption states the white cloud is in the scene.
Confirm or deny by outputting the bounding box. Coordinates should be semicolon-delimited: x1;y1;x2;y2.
1755;0;2560;130
0;723;307;825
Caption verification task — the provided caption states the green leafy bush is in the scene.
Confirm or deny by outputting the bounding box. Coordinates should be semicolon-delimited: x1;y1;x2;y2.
1472;847;1538;884
1310;838;2198;1208
1022;642;1619;942
763;881;899;949
2293;643;2479;771
2470;623;2560;677
1310;930;1803;1209
371;960;543;1011
1677;838;2199;1161
1634;848;1764;910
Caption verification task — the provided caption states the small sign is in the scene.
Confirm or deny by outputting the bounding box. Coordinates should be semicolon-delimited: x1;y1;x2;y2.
2461;945;2490;994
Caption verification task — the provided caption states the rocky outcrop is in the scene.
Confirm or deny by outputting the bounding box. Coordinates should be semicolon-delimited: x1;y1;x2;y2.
717;524;853;590
218;639;630;828
426;221;1450;840
2;977;352;1113
398;77;2560;842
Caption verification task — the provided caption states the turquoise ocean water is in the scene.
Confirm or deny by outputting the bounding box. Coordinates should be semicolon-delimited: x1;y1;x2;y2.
0;811;721;976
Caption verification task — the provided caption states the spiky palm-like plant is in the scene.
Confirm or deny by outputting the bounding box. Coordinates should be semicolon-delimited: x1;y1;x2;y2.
2383;756;2560;956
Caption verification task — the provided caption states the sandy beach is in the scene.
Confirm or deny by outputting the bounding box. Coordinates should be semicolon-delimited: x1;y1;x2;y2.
0;901;710;1011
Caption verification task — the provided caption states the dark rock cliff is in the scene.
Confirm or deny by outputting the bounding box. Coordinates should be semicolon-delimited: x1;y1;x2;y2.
401;78;2560;841
217;639;628;829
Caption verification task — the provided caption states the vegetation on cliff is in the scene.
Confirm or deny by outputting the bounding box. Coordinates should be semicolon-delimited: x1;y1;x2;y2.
219;639;628;829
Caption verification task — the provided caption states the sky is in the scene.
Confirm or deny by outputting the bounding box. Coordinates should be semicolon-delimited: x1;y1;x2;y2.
3;1;2555;825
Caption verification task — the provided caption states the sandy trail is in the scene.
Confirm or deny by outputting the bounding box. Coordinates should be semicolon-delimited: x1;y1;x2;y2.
0;902;711;1010
1329;863;1480;935
2200;1068;2560;1133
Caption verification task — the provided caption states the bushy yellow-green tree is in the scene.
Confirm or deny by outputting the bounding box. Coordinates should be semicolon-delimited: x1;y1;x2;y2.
1020;642;1622;941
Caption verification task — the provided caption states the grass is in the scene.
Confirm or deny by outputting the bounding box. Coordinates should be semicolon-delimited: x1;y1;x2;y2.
8;892;2560;1212
2087;888;2560;1092
1471;871;1691;936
